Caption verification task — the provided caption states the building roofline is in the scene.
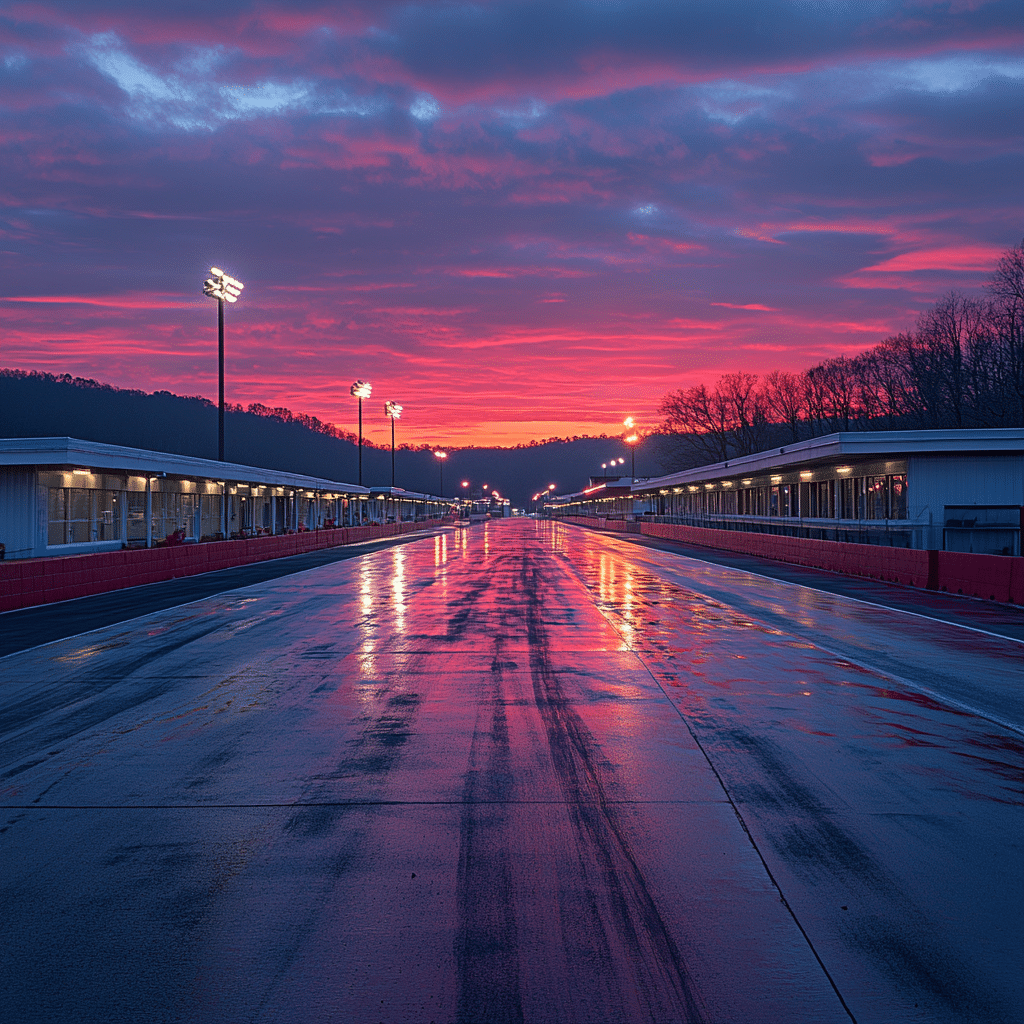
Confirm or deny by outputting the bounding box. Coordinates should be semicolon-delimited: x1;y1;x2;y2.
367;485;449;503
632;428;1024;493
0;437;371;494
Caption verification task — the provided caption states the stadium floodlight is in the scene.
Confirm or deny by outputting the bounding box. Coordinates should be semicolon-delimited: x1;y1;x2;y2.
623;417;641;479
350;381;372;485
384;400;403;487
203;266;245;460
433;450;447;496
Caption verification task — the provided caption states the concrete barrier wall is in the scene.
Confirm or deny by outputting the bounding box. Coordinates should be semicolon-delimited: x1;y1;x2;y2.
0;519;450;614
565;516;1024;605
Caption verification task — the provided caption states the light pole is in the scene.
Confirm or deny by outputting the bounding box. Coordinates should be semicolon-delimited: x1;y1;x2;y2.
203;267;244;461
350;380;372;485
434;450;447;496
623;417;640;479
384;401;402;487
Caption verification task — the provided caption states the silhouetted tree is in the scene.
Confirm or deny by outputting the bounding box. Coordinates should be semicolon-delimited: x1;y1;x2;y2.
658;238;1024;467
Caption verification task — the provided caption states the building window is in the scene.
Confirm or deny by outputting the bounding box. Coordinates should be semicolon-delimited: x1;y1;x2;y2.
48;487;122;546
890;475;907;519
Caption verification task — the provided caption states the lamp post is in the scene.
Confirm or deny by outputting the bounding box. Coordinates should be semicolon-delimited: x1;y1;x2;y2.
384;401;402;487
350;380;372;485
202;267;244;461
434;450;447;496
623;417;640;480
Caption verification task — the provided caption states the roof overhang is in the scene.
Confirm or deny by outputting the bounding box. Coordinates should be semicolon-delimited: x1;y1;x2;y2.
631;428;1024;495
0;437;371;495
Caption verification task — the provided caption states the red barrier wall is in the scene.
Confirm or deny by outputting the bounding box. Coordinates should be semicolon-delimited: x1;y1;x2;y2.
0;519;450;614
564;516;1024;605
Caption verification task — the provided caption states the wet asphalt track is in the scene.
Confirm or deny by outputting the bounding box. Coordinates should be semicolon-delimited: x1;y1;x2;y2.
1;519;1021;1023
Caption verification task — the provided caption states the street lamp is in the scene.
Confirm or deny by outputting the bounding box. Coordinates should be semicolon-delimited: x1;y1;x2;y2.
434;450;447;496
203;267;244;461
384;400;402;487
350;380;372;485
624;417;640;479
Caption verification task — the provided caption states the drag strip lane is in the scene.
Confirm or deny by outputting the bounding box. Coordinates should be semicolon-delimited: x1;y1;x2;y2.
1;521;1019;1023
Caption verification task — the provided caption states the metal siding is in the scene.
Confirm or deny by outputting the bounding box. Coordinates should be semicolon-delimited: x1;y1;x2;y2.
0;467;38;559
909;454;1024;554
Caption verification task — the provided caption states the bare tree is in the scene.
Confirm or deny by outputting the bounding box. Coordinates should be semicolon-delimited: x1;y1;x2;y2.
719;372;769;455
760;370;805;442
987;239;1024;424
914;291;988;427
659;383;733;463
863;335;916;429
659;240;1024;454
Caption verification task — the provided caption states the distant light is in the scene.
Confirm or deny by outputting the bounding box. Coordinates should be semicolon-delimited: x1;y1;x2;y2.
548;484;556;490
384;400;402;419
625;434;639;444
771;475;782;484
461;480;469;487
72;468;89;475
623;416;635;429
434;450;447;460
350;380;372;400
722;481;733;488
741;478;753;485
800;471;812;479
837;466;852;475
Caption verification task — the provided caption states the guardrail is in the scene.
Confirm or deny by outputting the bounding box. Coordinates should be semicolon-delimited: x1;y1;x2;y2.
563;515;1024;605
0;519;452;614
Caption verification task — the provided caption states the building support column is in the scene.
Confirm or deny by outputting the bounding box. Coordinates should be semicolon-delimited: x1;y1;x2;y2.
145;477;153;548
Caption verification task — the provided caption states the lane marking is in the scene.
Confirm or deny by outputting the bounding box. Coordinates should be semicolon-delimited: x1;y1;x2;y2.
566;554;859;1023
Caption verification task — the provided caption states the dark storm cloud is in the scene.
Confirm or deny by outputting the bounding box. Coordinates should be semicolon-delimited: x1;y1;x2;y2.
378;0;1024;89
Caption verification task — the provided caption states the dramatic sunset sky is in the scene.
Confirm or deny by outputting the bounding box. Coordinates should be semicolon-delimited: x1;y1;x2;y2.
2;1;1022;447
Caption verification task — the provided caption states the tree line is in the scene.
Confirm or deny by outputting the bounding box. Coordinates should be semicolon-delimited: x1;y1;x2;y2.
658;239;1024;466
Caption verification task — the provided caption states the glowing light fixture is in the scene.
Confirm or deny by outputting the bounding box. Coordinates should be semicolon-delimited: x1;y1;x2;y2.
434;450;447;496
384;399;402;487
203;266;244;461
350;380;372;485
623;417;641;479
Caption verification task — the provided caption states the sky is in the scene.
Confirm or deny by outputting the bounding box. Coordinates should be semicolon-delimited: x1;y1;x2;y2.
1;1;1022;448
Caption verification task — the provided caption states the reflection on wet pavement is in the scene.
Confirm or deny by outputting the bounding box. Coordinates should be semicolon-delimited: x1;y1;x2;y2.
0;519;1020;1023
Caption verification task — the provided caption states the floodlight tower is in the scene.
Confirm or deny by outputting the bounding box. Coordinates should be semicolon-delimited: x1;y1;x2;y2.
433;450;447;496
623;417;640;480
350;380;372;485
384;400;402;487
203;267;244;461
